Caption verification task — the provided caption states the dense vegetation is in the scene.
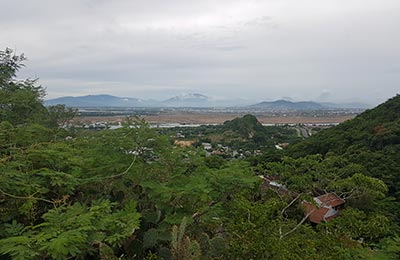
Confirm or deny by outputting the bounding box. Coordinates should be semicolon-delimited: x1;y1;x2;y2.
160;114;300;152
1;48;400;259
289;95;400;223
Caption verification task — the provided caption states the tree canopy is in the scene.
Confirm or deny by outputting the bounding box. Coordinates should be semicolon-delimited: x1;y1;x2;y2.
1;48;400;259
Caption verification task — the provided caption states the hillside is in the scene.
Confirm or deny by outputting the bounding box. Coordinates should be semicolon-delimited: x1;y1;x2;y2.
222;114;265;138
289;94;400;195
217;114;300;150
251;100;324;110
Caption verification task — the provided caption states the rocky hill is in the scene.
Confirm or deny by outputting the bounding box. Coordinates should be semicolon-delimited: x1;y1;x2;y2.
222;114;265;139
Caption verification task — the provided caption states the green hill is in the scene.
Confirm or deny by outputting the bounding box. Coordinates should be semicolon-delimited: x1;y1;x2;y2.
222;114;265;139
222;114;297;147
289;95;400;195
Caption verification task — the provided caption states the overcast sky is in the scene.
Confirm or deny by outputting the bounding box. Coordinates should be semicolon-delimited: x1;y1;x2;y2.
1;0;399;104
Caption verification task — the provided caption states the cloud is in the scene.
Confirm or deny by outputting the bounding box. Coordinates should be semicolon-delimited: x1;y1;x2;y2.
317;89;332;101
1;0;399;104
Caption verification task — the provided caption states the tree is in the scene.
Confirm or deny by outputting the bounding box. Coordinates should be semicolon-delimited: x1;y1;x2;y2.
170;217;201;260
0;48;48;125
47;104;77;128
0;200;140;259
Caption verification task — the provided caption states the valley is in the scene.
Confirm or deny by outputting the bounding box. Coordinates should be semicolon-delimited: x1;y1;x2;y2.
76;108;358;125
2;48;400;260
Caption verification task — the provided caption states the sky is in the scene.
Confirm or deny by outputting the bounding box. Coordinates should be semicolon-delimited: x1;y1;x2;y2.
1;0;399;105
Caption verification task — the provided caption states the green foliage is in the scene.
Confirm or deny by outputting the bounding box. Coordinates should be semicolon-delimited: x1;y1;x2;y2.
0;48;49;125
143;252;165;260
329;173;388;201
160;114;300;153
223;114;264;138
144;228;161;249
0;235;39;260
321;208;390;241
47;104;77;128
99;243;119;260
0;200;140;259
223;194;370;260
288;95;400;199
204;155;226;169
170;217;201;260
1;48;399;259
373;236;400;259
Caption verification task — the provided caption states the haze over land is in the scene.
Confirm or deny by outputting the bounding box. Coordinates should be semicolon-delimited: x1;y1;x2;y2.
45;93;372;109
1;0;399;105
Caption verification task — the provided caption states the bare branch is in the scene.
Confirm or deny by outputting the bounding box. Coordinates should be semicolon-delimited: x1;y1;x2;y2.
108;155;137;179
281;193;303;218
0;188;54;204
280;209;315;240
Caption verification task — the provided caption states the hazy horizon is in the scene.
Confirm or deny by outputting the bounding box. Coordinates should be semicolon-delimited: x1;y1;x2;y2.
44;92;383;107
1;0;399;105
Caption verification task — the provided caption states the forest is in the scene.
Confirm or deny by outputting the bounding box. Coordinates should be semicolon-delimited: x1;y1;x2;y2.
1;48;400;260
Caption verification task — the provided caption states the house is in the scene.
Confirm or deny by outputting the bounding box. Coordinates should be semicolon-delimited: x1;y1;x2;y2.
259;175;288;193
275;143;289;150
176;132;185;138
278;142;290;148
302;193;345;224
254;150;262;155
202;143;212;150
214;150;223;155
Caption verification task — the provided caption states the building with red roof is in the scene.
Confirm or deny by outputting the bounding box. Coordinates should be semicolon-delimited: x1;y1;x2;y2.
302;193;345;224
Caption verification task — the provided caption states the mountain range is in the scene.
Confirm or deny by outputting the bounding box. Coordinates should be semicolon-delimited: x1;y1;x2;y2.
250;100;324;110
45;93;253;108
45;94;211;108
45;94;371;110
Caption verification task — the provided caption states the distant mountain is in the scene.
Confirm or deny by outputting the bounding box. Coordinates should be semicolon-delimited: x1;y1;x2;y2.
162;93;210;107
45;93;213;108
320;102;372;109
250;100;324;110
164;93;209;102
250;100;371;110
45;94;149;107
45;94;371;109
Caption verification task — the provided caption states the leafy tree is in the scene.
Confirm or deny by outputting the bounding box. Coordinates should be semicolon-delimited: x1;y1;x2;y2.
288;95;400;196
47;104;77;128
0;200;140;259
170;217;201;260
0;48;48;125
321;208;390;242
223;194;370;260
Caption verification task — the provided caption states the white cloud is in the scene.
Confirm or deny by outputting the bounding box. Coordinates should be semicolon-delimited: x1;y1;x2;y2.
1;0;399;104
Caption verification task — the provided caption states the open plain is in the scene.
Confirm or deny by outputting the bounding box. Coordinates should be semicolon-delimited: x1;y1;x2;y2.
77;111;357;125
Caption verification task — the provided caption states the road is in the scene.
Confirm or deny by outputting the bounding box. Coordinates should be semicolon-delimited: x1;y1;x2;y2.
296;126;310;138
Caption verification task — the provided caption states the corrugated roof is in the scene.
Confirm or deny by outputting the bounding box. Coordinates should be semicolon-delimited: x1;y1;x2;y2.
314;193;345;208
303;193;345;224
